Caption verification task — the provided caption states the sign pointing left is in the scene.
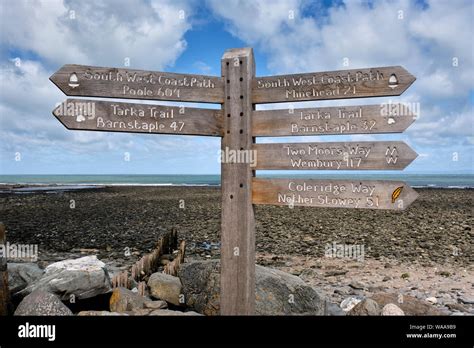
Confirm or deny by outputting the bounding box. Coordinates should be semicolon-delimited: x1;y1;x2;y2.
50;64;225;103
53;99;223;137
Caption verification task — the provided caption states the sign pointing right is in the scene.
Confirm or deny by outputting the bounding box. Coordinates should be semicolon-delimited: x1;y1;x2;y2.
253;66;415;104
253;141;418;170
253;103;416;137
253;178;419;210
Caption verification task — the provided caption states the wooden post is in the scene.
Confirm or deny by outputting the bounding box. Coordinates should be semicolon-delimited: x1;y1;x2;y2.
220;48;256;315
0;223;9;315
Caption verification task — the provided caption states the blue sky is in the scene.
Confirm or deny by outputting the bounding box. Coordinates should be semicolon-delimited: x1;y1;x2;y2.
0;0;472;175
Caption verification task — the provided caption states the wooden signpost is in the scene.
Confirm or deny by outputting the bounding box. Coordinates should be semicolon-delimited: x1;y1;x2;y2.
50;47;418;316
50;64;225;103
253;66;415;104
53;99;223;136
253;178;418;210
253;141;418;170
253;104;415;137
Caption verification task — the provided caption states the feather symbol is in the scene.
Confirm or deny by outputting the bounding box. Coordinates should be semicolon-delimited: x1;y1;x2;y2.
391;186;403;203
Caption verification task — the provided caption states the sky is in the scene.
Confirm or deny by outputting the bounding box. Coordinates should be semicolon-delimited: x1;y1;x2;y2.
0;0;472;175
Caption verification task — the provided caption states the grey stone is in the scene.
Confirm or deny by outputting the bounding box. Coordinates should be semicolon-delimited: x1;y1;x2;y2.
178;260;327;316
327;302;346;316
8;263;44;299
148;272;182;306
14;290;72;316
340;296;363;312
144;300;168;310
19;256;111;300
347;298;381;316
349;281;367;290
458;295;474;304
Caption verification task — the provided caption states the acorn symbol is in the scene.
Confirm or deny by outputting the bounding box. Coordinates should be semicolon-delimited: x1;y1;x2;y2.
388;74;398;89
68;73;80;88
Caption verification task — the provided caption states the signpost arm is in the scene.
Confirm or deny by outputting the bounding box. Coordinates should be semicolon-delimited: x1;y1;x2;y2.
220;48;256;315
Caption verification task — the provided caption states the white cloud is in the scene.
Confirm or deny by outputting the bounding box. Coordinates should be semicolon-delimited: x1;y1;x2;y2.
208;0;473;150
1;0;191;69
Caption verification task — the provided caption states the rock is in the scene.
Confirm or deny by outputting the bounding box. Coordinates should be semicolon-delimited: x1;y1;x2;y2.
14;290;72;316
426;297;438;305
19;256;111;300
348;298;381;316
458;295;474;304
334;288;349;295
127;308;153;316
148;272;182;306
382;276;391;282
78;310;128;316
148;309;202;316
109;287;147;312
382;303;405;316
370;293;442;315
327;302;346;316
349;281;367;290
340;297;362;312
324;270;348;277
144;300;168;310
446;303;471;313
178;260;327;316
7;263;44;299
299;268;318;281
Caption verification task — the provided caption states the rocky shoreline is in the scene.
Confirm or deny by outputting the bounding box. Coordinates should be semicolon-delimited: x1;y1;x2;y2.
1;186;472;316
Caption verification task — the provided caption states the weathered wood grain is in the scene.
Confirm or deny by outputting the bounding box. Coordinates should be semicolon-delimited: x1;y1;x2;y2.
220;47;256;315
253;66;415;104
252;178;418;210
53;99;223;137
50;64;225;103
253;141;417;170
252;104;415;137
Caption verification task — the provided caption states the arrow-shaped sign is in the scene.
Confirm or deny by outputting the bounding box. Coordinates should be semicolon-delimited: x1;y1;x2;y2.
50;65;225;103
253;104;416;137
253;66;415;104
53;99;223;137
252;178;418;210
253;141;418;170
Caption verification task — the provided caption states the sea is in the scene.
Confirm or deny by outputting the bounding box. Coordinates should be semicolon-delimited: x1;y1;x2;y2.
0;174;473;190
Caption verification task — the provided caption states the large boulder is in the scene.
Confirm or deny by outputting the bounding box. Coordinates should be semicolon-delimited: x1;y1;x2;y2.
370;293;442;315
147;272;182;306
19;256;111;300
178;260;327;315
8;263;44;300
14;290;72;316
